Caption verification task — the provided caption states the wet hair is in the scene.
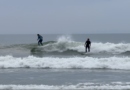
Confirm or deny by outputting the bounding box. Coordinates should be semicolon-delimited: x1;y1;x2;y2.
87;38;89;41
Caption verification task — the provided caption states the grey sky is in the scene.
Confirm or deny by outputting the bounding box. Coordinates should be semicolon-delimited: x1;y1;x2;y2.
0;0;130;34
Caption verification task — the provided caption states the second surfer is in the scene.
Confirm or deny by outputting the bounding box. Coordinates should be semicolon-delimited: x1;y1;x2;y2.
85;38;91;52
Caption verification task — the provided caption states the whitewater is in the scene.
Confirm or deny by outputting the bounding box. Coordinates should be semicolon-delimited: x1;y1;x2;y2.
0;36;130;70
0;55;130;70
39;36;130;54
1;36;130;56
2;82;130;89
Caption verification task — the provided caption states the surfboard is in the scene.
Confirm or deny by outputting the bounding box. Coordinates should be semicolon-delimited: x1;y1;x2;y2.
81;52;91;55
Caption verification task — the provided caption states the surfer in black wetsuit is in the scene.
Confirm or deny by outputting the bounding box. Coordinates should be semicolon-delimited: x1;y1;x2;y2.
85;38;91;52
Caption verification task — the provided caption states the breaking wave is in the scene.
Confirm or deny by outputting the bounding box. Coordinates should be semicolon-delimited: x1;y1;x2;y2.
0;36;130;56
1;82;130;89
0;55;130;70
42;36;130;54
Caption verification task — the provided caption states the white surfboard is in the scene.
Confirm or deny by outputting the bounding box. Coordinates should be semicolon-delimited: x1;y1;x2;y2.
81;52;91;55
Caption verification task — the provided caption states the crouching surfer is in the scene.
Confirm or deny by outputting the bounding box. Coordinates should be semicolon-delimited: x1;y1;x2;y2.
84;38;91;52
37;34;43;46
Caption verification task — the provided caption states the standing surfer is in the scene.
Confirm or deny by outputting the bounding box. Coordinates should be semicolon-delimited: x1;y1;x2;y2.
85;38;91;52
37;34;43;46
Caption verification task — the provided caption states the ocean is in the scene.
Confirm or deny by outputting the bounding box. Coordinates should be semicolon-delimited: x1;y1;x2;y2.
0;34;130;90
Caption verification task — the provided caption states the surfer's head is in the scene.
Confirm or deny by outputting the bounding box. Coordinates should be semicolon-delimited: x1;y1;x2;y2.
87;38;89;41
37;34;39;36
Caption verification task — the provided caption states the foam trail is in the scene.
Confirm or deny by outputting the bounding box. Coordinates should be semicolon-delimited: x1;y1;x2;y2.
1;82;130;89
0;55;130;69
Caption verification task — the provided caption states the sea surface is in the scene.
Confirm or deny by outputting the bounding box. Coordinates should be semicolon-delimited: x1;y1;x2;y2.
0;34;130;90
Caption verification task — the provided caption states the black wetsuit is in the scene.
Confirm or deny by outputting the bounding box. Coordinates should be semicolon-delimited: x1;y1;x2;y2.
85;40;91;52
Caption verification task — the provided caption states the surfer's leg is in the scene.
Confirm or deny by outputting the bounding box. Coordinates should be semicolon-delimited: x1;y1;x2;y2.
41;42;43;45
38;41;40;45
39;40;41;45
86;46;87;52
40;40;43;45
88;46;90;52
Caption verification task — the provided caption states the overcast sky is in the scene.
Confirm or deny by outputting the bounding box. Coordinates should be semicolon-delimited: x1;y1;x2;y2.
0;0;130;34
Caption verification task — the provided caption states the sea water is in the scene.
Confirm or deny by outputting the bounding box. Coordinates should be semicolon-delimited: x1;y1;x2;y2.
0;34;130;89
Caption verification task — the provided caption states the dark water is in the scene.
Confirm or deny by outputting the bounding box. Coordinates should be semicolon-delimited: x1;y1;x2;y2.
0;69;130;85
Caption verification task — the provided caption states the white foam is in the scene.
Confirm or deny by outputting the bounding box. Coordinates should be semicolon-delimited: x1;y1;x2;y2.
43;36;130;54
0;55;130;69
1;82;130;89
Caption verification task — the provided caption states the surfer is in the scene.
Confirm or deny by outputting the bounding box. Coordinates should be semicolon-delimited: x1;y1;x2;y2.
85;38;91;52
37;34;43;46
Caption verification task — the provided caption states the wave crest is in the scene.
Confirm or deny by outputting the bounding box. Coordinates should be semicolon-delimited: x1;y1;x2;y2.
1;82;130;89
0;55;130;70
41;36;130;54
1;36;130;55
